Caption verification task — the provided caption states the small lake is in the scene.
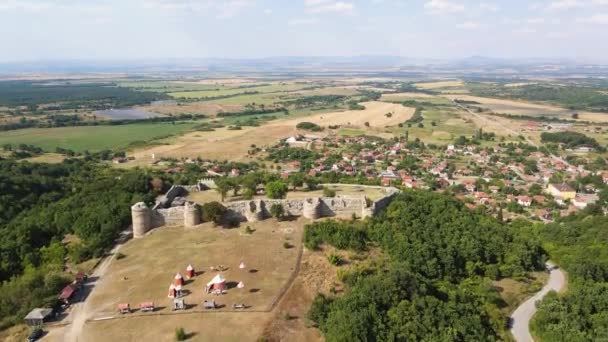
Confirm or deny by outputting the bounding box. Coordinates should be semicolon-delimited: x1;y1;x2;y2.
95;108;164;120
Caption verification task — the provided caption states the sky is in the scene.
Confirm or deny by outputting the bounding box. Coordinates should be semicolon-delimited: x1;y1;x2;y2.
0;0;607;62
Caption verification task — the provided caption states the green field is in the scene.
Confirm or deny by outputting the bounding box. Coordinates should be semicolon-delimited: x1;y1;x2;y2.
0;123;197;152
339;128;366;136
168;83;309;99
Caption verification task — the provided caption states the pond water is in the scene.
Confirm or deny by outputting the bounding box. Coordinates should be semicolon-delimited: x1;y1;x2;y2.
95;108;164;120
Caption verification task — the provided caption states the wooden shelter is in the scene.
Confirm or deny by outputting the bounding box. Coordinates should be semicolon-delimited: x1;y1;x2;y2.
172;298;185;311
24;308;53;326
139;302;155;312
118;303;131;314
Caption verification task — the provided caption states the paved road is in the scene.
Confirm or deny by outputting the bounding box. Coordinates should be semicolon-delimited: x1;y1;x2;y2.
510;261;566;342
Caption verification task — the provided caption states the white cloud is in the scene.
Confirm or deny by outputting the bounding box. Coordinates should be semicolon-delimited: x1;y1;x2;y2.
527;18;546;24
141;0;252;18
304;0;354;14
548;0;585;10
456;21;479;29
479;2;499;12
0;0;110;13
515;27;537;34
288;18;319;25
577;13;608;23
263;8;273;14
424;0;464;14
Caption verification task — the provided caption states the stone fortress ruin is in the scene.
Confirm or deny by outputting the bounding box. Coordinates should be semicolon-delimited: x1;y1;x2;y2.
131;184;400;238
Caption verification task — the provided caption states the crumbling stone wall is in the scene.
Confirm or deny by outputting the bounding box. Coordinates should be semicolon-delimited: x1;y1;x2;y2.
134;185;400;233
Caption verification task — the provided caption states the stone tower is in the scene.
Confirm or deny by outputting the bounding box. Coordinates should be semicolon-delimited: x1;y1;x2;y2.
131;202;151;238
184;201;201;227
303;198;321;220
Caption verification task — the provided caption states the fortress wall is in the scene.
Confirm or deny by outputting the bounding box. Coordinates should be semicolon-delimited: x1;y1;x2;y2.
135;185;401;232
152;206;185;227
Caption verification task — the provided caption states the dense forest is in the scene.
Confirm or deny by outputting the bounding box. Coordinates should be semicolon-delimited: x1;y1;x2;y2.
532;213;608;341
540;131;604;150
305;191;546;341
0;81;167;109
469;83;608;112
0;159;158;329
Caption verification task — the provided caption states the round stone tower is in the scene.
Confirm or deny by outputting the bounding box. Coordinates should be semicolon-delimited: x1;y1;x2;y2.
303;198;321;220
184;202;201;227
131;202;151;238
245;200;264;222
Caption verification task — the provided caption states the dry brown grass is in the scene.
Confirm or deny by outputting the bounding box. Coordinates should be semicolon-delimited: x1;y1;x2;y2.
137;102;245;116
381;92;436;100
414;80;464;89
275;101;414;128
79;218;306;341
129;101;413;163
443;94;608;122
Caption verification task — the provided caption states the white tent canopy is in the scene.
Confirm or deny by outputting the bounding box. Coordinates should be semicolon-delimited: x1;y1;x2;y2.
206;274;226;287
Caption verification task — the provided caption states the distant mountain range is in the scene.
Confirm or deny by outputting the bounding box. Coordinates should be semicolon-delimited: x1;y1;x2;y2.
0;56;606;76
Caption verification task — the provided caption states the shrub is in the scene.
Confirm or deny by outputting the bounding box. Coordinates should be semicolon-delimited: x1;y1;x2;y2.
175;327;187;341
283;241;292;249
296;122;322;131
202;201;226;225
266;181;288;199
328;253;343;266
270;204;285;220
115;252;126;260
244;226;254;234
323;187;336;198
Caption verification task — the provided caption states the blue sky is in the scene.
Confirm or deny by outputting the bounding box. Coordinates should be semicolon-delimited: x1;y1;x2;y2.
0;0;607;62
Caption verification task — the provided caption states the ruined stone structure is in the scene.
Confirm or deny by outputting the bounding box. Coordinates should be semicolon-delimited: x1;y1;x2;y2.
131;202;151;238
131;185;400;236
184;202;201;227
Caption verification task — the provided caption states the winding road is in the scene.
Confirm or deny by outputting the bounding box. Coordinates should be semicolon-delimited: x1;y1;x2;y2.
510;261;566;342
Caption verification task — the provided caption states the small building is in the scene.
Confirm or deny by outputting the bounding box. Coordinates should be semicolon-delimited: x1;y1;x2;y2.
172;298;185;311
24;308;53;326
517;196;532;207
546;183;576;200
59;284;76;304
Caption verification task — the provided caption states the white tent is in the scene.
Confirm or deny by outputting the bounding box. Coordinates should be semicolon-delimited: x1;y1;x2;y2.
239;262;246;269
206;274;227;293
206;274;226;287
237;281;245;289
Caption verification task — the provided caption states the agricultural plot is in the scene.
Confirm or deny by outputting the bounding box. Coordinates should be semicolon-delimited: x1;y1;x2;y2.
0;122;197;152
442;94;608;122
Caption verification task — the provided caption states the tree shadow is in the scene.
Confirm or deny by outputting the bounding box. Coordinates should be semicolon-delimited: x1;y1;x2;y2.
184;332;198;340
226;281;239;289
249;288;260;293
249;269;258;274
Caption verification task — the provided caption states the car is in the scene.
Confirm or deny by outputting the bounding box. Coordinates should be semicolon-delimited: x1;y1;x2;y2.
27;328;43;342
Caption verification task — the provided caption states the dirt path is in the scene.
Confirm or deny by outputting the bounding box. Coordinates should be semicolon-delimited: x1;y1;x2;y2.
62;231;130;342
510;261;566;342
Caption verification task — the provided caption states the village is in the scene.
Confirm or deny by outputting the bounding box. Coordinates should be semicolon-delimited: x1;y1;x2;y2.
169;126;606;223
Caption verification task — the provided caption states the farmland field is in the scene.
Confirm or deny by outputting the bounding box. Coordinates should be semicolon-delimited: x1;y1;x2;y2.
0;122;197;152
442;94;608;122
